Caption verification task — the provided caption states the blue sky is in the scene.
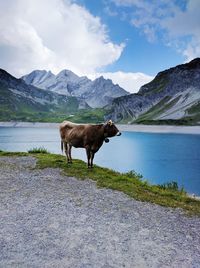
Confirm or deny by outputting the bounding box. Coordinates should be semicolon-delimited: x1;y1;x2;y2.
77;0;185;75
0;0;200;92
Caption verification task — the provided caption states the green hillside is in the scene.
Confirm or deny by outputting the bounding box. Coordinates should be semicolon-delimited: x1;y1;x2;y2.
0;68;107;123
0;82;80;122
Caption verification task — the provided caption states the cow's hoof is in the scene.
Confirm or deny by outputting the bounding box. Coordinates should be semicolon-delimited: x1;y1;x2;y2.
88;165;93;169
104;138;109;143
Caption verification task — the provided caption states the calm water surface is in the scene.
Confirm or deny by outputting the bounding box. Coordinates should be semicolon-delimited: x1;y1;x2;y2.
0;126;200;195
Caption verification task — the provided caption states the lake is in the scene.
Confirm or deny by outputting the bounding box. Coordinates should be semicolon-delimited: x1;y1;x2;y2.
0;126;200;196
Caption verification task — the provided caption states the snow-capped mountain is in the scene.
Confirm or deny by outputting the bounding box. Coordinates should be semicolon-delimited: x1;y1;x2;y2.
22;70;129;108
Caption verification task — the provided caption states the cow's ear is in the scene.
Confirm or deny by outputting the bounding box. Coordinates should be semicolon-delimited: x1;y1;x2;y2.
108;120;113;126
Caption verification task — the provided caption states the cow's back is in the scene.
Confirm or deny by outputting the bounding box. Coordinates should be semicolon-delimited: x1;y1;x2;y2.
60;121;87;140
60;121;75;139
59;121;78;130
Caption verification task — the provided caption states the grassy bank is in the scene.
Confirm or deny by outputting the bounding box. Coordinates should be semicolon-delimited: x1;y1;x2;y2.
0;107;106;124
0;150;200;215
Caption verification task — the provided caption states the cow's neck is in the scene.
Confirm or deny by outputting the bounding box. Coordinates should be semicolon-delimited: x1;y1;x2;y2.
102;124;109;139
96;124;107;139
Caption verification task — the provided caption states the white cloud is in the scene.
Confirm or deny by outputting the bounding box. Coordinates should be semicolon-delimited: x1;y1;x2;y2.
89;71;153;93
183;38;200;61
162;0;200;61
111;0;200;60
0;0;124;77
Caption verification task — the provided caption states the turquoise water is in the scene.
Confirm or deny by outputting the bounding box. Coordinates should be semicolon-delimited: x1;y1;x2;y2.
0;127;200;195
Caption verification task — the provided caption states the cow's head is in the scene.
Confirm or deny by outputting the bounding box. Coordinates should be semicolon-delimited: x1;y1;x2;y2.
104;120;121;138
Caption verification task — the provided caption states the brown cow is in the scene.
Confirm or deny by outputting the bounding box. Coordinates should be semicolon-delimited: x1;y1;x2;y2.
59;120;121;168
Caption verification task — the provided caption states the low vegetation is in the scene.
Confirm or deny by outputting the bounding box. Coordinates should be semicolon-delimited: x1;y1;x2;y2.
28;147;49;154
64;108;106;124
158;181;185;193
0;150;200;215
0;100;105;124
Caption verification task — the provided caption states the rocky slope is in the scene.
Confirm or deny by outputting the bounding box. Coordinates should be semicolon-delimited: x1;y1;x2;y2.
0;69;89;121
106;58;200;125
22;70;129;108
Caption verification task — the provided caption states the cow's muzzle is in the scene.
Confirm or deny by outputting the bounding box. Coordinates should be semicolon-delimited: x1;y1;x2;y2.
116;132;121;136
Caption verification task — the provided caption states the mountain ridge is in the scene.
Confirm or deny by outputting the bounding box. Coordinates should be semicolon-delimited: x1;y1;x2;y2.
0;68;89;122
1;58;200;125
22;69;129;108
106;58;200;125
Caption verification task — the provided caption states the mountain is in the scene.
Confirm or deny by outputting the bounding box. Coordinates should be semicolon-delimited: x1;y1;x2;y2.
22;70;129;108
0;69;89;122
106;58;200;125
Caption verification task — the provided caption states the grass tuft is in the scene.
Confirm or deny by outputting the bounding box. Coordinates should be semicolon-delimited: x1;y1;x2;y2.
124;170;143;179
158;181;178;191
28;147;49;154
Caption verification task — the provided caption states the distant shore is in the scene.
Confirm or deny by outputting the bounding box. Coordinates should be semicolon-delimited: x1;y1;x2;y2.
119;124;200;135
0;121;59;128
1;121;200;135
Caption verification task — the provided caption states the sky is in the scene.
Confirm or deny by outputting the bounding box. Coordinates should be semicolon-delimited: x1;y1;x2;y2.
0;0;200;93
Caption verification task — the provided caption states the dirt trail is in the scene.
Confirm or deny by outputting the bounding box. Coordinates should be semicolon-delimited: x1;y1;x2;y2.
0;156;200;268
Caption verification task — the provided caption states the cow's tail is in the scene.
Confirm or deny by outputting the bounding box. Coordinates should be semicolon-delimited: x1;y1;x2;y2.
61;140;64;153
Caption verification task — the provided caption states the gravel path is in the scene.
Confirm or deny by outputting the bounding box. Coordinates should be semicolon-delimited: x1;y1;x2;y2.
0;156;200;268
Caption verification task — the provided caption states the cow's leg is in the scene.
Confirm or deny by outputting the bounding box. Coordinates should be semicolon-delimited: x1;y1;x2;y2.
64;142;69;163
68;144;72;163
64;142;72;164
90;151;95;168
86;147;91;168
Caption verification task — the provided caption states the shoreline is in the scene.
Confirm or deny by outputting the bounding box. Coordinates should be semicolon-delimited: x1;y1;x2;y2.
1;121;200;135
119;124;200;135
